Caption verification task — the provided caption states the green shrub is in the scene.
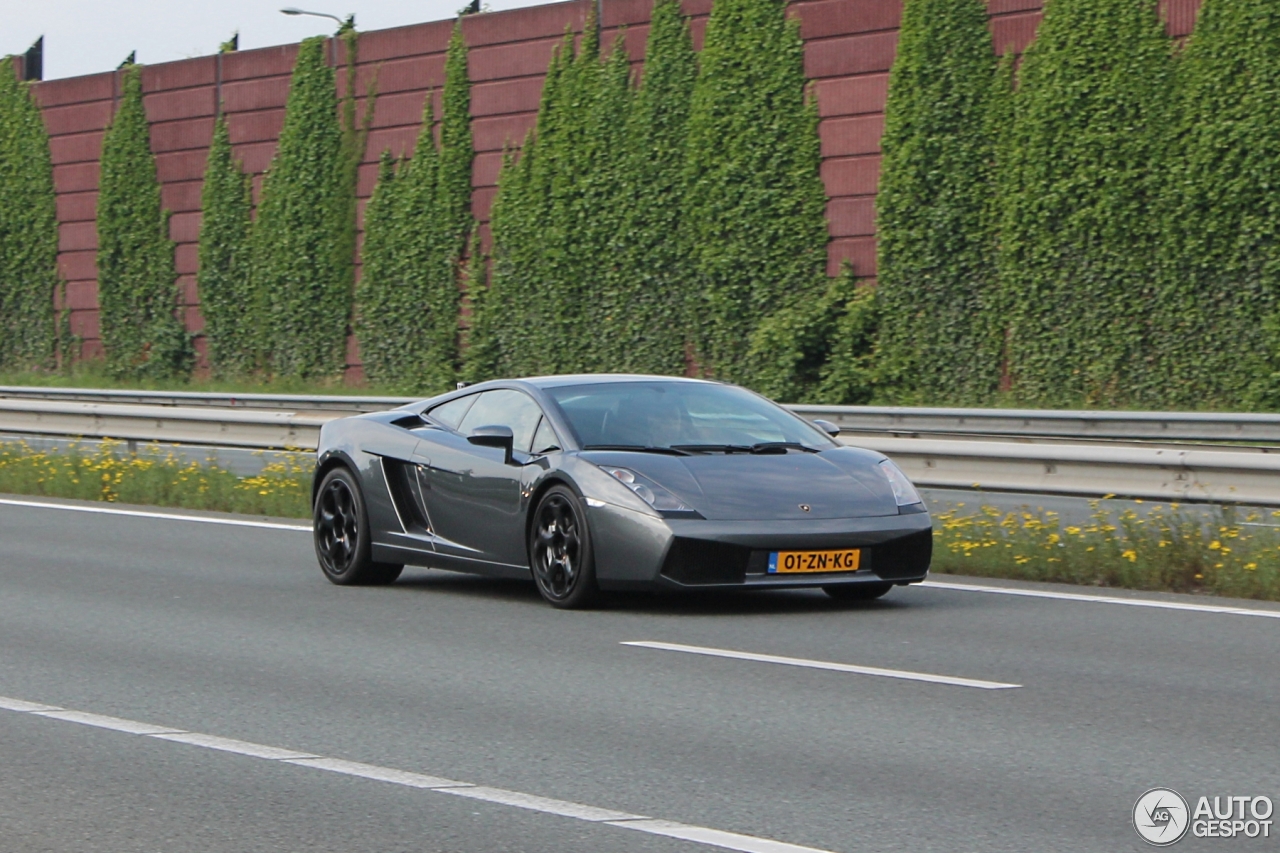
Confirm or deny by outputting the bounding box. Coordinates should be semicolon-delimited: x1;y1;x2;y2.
682;0;828;384
1156;0;1280;410
997;0;1172;407
251;37;349;379
96;65;192;380
196;115;255;375
0;57;60;373
747;264;877;403
874;0;1003;405
356;22;472;394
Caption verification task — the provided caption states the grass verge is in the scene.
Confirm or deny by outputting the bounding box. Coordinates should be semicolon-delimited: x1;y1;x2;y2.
0;440;311;518
933;501;1280;601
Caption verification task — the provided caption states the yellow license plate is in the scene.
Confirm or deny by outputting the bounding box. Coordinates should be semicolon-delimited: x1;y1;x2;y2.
768;549;861;574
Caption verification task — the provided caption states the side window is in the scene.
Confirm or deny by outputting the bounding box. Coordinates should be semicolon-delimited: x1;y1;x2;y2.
457;389;544;453
530;417;561;455
428;394;478;429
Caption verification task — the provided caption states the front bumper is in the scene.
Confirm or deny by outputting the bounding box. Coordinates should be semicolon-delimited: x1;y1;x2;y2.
588;504;932;591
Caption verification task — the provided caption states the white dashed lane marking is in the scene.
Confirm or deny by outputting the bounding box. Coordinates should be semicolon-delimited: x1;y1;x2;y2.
622;641;1021;690
0;695;836;853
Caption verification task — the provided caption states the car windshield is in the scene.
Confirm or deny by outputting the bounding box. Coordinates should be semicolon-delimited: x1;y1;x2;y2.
546;381;835;452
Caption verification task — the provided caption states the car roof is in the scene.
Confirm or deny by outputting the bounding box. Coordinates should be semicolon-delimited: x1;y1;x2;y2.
520;374;721;390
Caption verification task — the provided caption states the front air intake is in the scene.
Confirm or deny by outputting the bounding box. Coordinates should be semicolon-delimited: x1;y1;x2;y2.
659;538;751;585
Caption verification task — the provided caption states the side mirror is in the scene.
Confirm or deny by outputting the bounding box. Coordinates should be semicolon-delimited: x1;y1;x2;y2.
467;424;516;465
813;419;841;438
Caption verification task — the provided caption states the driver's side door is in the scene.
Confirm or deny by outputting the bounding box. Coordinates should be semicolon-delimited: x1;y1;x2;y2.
421;389;544;568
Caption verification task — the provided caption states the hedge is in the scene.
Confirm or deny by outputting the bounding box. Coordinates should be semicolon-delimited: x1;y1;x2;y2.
196;115;254;376
1156;0;1280;410
251;37;350;379
682;0;829;385
0;57;60;372
96;65;191;380
874;0;1002;406
997;0;1172;408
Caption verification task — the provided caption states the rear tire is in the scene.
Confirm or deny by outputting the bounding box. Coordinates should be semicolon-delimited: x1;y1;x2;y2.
529;485;599;609
313;466;403;586
823;582;892;601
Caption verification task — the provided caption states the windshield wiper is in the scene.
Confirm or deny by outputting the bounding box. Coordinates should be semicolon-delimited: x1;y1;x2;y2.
671;443;819;455
582;444;691;456
750;442;820;454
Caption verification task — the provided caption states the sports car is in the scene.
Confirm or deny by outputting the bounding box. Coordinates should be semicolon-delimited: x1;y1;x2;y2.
311;375;931;608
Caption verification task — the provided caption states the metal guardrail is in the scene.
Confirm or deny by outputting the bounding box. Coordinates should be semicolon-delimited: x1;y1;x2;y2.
1;388;1279;504
793;404;1280;444
0;399;338;450
0;386;410;413
3;386;1278;443
848;437;1280;506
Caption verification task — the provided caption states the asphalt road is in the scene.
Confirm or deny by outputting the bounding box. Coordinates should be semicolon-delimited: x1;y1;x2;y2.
1;496;1277;852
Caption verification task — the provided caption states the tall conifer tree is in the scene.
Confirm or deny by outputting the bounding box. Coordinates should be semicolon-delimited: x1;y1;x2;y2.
357;21;472;393
1158;0;1280;409
998;0;1171;407
602;0;697;376
0;57;59;371
875;0;1002;405
682;0;828;384
251;38;348;379
196;115;254;375
97;65;191;379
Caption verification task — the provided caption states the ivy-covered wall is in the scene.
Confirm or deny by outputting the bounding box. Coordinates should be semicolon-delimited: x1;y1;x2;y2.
26;0;1225;409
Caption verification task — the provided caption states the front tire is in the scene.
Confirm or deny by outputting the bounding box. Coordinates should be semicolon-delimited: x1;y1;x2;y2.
313;466;403;586
823;582;892;601
529;485;599;609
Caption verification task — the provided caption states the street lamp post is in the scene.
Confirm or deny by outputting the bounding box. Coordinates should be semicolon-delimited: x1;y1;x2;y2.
279;8;350;65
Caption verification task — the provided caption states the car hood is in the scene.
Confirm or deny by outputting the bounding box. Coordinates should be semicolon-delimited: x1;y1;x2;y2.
579;447;900;520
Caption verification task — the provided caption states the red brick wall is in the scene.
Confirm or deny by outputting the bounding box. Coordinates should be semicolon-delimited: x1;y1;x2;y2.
32;0;1204;375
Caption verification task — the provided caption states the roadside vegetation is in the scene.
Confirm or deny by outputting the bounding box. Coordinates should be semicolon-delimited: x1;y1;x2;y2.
0;440;311;518
6;0;1280;410
932;502;1280;601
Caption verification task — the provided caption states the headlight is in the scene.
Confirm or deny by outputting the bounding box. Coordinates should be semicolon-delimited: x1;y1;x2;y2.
599;466;694;513
879;459;922;506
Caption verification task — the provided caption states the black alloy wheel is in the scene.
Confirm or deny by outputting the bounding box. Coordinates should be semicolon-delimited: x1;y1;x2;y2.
823;582;892;601
529;485;599;609
313;467;403;586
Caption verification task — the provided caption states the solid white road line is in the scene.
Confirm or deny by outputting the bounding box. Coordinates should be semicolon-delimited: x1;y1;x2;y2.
0;497;310;531
922;580;1280;620
0;694;839;853
622;641;1020;690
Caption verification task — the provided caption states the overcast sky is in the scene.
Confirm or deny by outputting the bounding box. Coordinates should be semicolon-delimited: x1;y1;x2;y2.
6;0;552;81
